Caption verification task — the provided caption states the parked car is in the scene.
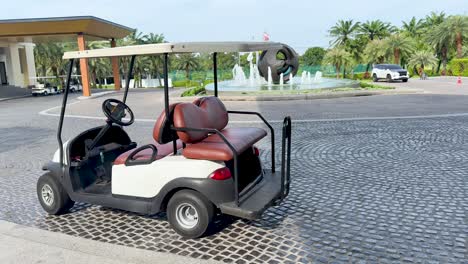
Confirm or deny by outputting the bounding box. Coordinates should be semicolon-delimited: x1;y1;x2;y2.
372;64;409;82
32;82;61;96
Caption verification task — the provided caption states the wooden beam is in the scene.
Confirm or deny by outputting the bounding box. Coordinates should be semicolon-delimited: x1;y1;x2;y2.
77;33;91;96
110;39;121;90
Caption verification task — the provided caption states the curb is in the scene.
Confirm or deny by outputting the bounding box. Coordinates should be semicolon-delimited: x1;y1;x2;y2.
0;220;220;264
0;94;31;102
78;91;116;100
172;88;423;102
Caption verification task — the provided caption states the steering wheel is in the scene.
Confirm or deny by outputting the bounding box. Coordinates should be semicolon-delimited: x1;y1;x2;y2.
102;99;134;126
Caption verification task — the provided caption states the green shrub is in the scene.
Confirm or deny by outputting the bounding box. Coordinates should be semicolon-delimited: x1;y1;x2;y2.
181;86;206;97
172;80;201;87
352;72;371;80
448;58;468;76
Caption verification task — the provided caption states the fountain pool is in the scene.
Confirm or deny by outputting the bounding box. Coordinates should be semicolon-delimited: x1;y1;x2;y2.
206;75;359;93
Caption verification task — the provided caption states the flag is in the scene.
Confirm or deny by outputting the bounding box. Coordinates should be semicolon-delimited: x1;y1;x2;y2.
263;32;270;42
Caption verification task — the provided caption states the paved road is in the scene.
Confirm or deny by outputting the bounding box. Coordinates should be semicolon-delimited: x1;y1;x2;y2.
377;76;468;95
0;90;467;263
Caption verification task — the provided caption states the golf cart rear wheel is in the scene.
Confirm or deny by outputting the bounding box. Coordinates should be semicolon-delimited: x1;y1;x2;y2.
37;172;74;215
167;190;214;238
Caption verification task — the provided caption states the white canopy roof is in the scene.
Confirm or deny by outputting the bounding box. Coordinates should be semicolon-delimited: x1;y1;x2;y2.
63;41;284;59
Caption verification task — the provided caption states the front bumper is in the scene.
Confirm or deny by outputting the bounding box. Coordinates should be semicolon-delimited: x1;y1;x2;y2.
391;75;409;80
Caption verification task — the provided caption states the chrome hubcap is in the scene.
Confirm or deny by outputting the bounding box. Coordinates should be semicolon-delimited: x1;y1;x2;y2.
41;184;54;207
175;203;199;229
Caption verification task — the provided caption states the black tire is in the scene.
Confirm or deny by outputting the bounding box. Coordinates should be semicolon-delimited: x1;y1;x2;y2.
37;172;74;215
372;74;378;82
70;88;75;93
32;93;37;97
402;79;408;82
386;74;392;83
167;190;214;238
43;91;48;96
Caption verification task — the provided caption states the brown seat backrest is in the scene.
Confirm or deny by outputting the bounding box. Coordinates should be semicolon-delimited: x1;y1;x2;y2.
153;103;180;144
173;96;228;143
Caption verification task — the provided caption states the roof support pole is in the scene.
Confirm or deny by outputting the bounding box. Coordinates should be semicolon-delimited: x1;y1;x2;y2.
122;55;135;104
110;38;121;91
213;52;218;97
77;33;91;96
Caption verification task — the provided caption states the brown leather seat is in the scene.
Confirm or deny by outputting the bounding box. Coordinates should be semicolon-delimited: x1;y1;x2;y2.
114;104;183;166
182;128;266;161
114;140;183;165
173;96;267;161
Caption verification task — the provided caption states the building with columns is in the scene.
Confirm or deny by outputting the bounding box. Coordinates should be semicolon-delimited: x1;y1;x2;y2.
0;16;132;96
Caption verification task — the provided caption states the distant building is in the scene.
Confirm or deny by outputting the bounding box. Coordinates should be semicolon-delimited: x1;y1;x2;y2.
0;16;133;95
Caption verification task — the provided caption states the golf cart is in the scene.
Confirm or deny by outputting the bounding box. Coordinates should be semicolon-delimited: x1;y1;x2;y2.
67;76;82;93
37;42;292;238
31;77;61;96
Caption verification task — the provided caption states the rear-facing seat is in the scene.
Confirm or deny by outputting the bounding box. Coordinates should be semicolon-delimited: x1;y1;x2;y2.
173;97;267;161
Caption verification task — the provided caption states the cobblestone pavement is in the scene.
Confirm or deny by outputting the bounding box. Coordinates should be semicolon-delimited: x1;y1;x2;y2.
0;93;467;263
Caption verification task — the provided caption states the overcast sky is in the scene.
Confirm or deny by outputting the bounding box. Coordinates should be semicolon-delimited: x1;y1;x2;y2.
3;0;467;53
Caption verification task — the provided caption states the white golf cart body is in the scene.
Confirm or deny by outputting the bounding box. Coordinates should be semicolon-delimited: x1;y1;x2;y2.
32;82;60;95
39;42;292;238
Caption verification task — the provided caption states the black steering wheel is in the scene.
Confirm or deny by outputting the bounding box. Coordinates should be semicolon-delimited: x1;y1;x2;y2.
102;99;134;126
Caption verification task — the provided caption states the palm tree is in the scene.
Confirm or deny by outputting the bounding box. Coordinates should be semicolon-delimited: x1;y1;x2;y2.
444;16;468;58
143;33;166;86
385;34;414;65
323;48;352;78
359;20;393;76
426;23;451;74
329;20;360;47
408;50;438;76
87;41;112;88
364;39;390;65
359;20;392;41
175;54;200;81
423;11;446;28
402;17;424;38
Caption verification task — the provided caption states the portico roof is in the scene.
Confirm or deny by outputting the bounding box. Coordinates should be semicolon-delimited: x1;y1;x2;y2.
0;16;133;42
63;42;284;59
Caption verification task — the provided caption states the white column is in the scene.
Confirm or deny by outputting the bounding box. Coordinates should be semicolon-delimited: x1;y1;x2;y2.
8;44;24;87
24;44;37;86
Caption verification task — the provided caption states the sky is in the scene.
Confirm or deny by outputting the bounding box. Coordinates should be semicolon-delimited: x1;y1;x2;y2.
2;0;467;54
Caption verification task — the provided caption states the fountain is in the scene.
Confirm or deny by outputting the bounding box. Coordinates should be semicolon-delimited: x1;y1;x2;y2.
314;71;323;82
232;64;247;86
267;67;273;86
207;46;358;93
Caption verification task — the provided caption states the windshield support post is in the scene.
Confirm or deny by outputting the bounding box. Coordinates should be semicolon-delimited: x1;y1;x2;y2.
213;52;218;97
123;55;136;104
162;53;177;154
58;59;75;170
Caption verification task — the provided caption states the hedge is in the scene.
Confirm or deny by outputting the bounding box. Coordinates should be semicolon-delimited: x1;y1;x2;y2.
448;58;468;77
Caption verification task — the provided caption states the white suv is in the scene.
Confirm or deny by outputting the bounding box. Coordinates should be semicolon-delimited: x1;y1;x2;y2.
372;64;409;82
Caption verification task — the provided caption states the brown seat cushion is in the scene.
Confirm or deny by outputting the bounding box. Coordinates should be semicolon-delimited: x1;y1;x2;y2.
173;96;229;143
114;140;183;165
182;127;267;161
153;103;180;144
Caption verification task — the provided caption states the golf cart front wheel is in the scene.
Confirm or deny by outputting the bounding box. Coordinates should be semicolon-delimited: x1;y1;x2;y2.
167;190;214;238
37;172;74;215
372;74;378;82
